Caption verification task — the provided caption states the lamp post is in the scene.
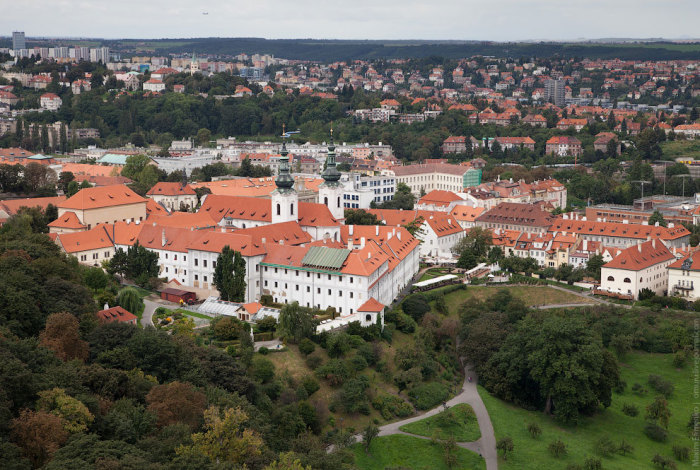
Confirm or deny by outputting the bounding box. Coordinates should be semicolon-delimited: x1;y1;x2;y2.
673;174;692;198
654;160;673;195
631;180;651;208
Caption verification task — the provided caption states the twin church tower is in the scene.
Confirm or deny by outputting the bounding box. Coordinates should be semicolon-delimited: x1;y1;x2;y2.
271;129;344;224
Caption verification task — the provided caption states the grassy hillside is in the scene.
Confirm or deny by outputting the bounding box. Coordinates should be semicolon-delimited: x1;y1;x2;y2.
481;351;693;469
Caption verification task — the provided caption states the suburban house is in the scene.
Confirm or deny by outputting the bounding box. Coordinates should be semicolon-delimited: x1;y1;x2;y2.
40;93;62;111
545;136;582;156
97;306;138;325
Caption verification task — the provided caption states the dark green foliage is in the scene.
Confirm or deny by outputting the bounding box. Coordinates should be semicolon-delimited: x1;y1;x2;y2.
402;294;430;321
116;287;144;318
651;453;677;469
408;382;449;410
212;246;246;302
338;376;370;414
594;435;616;456
527;422;541;439
278;302;316;344
394;312;417;333
496;436;514;460
300;376;320;396
251;357;275;383
107;242;159;287
343;209;382;225
298;338;316;356
644;422;669;442
648;374;674;398
672;445;690;461
583;457;602;470
548;439;567;458
315;359;350;386
622;403;639;417
372;394;414;420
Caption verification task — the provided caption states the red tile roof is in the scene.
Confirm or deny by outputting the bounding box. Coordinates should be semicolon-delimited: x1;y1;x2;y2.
476;202;555;228
147;182;196;196
97;306;137;324
358;297;384;312
199;195;271;222
604;239;674;270
59;185;147;210
57;226;114;253
48;211;86;229
418;190;463;207
298;202;339;227
549;219;689;241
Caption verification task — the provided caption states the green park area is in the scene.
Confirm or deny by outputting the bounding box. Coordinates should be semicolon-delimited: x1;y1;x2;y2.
400;403;481;442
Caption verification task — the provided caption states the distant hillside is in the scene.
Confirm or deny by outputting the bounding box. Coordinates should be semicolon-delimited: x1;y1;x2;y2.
4;36;700;61
107;38;700;61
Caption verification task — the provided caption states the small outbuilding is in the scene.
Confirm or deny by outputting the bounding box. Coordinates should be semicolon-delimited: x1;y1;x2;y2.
160;287;197;304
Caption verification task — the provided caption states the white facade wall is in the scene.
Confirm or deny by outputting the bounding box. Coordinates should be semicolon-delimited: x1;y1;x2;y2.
419;223;465;258
600;259;673;299
668;268;700;300
396;171;464;196
148;194;198;211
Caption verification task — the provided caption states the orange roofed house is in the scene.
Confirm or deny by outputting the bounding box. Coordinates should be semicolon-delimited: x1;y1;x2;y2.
97;306;138;325
55;185;147;232
146;182;198;211
600;239;675;299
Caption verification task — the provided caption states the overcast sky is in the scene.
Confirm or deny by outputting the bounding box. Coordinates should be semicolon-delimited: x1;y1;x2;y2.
3;0;699;41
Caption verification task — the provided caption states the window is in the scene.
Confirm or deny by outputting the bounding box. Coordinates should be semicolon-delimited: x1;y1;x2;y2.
276;203;281;216
317;288;321;294
328;289;331;295
607;276;614;282
290;203;294;215
274;282;278;288
350;292;354;298
295;285;299;291
366;314;372;322
307;286;310;292
195;259;198;266
195;274;199;281
204;276;207;282
213;261;216;268
203;260;207;268
339;290;342;297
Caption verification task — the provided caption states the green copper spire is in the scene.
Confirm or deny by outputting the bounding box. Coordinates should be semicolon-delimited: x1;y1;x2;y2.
275;125;295;192
321;127;341;186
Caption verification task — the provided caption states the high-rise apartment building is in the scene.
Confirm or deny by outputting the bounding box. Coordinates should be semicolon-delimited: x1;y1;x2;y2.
545;79;565;107
12;31;26;50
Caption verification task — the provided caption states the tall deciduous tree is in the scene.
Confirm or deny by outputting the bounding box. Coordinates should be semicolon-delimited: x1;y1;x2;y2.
176;406;263;466
278;302;316;344
146;381;207;430
36;387;94;433
39;312;89;362
11;410;68;468
232;250;247;302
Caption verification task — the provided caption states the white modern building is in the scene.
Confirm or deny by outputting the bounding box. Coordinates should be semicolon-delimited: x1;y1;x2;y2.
341;173;396;209
667;254;700;300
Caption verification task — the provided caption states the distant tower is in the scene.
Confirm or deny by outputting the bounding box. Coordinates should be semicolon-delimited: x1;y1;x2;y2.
181;168;187;188
319;128;344;220
12;32;25;51
190;52;199;75
271;126;298;224
545;79;565;107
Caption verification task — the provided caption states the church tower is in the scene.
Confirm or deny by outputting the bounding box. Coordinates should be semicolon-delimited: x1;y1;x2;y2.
271;127;298;224
189;52;199;76
319;128;344;220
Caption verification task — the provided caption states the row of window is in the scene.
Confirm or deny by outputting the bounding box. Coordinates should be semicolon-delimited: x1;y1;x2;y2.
263;266;354;283
266;281;355;298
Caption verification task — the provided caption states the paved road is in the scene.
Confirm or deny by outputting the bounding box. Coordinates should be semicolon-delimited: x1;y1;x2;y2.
141;298;159;327
377;365;498;470
254;339;283;351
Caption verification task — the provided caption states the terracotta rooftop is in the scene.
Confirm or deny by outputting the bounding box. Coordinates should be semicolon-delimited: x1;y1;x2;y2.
604;239;674;271
59;185;147;210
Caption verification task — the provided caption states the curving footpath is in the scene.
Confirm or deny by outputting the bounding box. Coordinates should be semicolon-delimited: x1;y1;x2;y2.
375;364;497;470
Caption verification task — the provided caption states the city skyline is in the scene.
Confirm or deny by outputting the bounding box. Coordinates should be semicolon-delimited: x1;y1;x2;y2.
2;0;699;42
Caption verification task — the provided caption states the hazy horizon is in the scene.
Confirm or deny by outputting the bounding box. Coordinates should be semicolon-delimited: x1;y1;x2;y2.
3;0;699;42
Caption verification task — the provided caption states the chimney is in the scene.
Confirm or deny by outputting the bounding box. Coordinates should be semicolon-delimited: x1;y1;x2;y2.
638;242;642;253
654;221;659;227
348;237;353;250
161;229;167;247
375;225;379;236
652;239;656;249
367;252;371;259
349;225;354;236
262;237;266;245
360;237;366;248
583;239;588;251
397;231;401;241
221;227;225;233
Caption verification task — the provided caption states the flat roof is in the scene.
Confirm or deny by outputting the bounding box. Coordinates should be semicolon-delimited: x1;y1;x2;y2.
413;274;458;288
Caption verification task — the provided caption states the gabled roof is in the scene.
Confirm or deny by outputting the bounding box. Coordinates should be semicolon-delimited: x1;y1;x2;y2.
297;202;339;227
668;253;700;271
146;199;169;217
358;297;384;312
548;219;689;241
187;231;265;257
199;195;271;222
147;182;196;196
136;224;207;253
148;212;217;229
450;205;486;222
48;211;85;229
235;221;311;246
418;190;463;207
57;226;114;253
476;202;555;227
59;185;147;210
97;221;143;246
97;306;137;324
0;196;66;216
604;239;674;271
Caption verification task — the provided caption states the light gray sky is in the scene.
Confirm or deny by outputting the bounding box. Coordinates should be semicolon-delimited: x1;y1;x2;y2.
3;0;699;41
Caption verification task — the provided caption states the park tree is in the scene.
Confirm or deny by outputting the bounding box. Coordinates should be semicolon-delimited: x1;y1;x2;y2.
648;210;667;227
146;381;207;430
646;395;671;429
116;287;144;318
176;406;263;466
343;209;382;225
278;302;316;343
213;245;246;302
362;423;379;453
497;436;514;460
11;410;68;468
36;388;94;433
39;312;89;362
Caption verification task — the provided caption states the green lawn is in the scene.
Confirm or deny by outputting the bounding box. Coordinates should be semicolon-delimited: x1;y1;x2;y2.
661;140;700;160
400;404;481;442
442;285;595;315
480;351;693;469
352;434;485;470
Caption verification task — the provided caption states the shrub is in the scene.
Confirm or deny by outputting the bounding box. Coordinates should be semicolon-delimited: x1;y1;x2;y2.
632;382;648;395
496;436;514;460
339;376;370;414
348;354;368;372
326;332;352;358
648;374;674;397
315;359;350;387
651;454;677;469
594;435;616;457
357;342;380;366
583;457;602;470
260;294;273;306
548;439;567;458
408;382;449;410
301;375;320;396
372;394;414;420
393;367;422;391
298;338;316;356
672;445;690;461
258;347;269;355
256;315;277;332
527;422;542;439
644;422;668;442
622;403;639;417
402;294;430;321
250;357;275;383
613;379;627;394
395;313;417;333
305;355;323;370
617;439;634;456
672;351;686;368
566;465;583;470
